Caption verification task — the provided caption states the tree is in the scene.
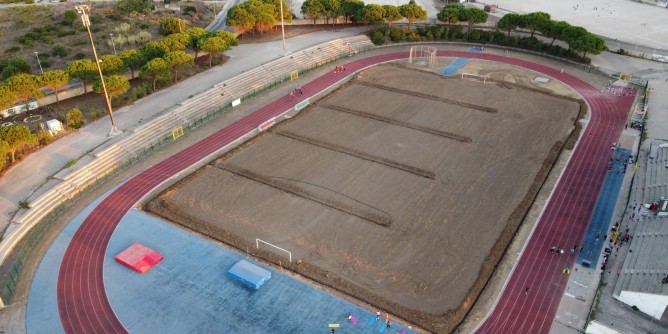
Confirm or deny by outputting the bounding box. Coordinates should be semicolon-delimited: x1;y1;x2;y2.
65;59;97;93
99;55;125;75
162;32;190;52
93;75;130;102
0;125;37;164
540;20;571;47
383;5;402;26
437;6;461;25
164;51;194;82
118;49;146;79
1;58;32;81
0;139;9;171
185;27;208;59
521;12;550;38
199;36;230;67
116;0;154;15
264;0;292;24
66;108;84;129
5;73;43;111
321;0;341;25
39;70;69;104
562;25;588;51
159;17;185;35
497;13;521;37
460;7;488;32
211;30;239;47
0;84;17;111
227;5;255;34
246;0;275;34
341;0;364;23
571;32;607;59
140;58;171;90
399;1;427;27
357;4;385;25
302;0;325;25
140;41;170;61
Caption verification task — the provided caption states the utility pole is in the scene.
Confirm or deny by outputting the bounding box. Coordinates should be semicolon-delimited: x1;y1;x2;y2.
34;52;43;74
76;4;119;136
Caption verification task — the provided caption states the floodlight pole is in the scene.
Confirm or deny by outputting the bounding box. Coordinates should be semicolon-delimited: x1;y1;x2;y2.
34;52;43;74
279;0;286;55
76;5;119;136
110;33;117;55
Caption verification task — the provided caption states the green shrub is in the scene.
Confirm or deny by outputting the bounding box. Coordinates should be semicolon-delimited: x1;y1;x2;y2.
56;30;76;37
36;130;53;145
116;0;155;15
370;30;386;45
37;52;50;59
183;6;197;16
73;52;86;60
64;159;78;168
66;108;84;129
89;16;103;25
52;44;69;58
107;13;123;21
40;60;52;68
4;46;21;54
389;28;402;42
19;200;30;209
62;9;77;26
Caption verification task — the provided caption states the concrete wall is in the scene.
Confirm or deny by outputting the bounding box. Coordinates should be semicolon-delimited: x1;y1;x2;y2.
617;290;668;319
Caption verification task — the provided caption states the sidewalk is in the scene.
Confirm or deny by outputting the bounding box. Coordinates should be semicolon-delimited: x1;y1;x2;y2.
0;27;367;234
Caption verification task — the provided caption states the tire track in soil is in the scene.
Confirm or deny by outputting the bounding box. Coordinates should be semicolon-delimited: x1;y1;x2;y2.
318;103;472;143
354;80;498;113
272;130;436;179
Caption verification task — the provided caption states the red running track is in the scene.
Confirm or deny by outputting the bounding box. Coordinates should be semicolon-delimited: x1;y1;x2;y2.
56;51;633;333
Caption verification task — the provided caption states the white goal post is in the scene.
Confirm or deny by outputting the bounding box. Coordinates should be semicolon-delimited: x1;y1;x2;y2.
409;45;437;68
460;72;488;84
256;238;292;263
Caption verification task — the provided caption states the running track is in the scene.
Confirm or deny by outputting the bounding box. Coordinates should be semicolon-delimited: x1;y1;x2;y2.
56;51;633;333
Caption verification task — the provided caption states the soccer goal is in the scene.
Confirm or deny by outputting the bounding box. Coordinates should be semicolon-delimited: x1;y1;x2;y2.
409;45;437;68
256;238;292;263
460;72;489;84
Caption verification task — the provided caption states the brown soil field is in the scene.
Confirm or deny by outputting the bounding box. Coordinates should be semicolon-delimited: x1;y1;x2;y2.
146;63;584;333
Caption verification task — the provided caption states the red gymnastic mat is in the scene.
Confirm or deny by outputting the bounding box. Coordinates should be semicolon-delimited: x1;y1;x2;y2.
114;242;163;274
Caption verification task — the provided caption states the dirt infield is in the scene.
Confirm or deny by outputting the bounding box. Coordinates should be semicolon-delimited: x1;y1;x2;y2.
146;63;584;332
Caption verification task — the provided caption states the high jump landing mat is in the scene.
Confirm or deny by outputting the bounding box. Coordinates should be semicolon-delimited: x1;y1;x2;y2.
228;260;271;290
114;242;163;274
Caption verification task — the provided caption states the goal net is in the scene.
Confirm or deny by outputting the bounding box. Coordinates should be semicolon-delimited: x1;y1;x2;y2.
409;46;437;68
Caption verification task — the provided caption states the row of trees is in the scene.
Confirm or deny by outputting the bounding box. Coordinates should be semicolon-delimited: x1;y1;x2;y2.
434;4;606;59
0;18;238;112
495;11;606;58
300;0;427;26
225;0;428;35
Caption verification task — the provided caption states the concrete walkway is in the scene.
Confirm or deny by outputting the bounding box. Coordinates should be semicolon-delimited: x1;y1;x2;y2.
0;27;367;234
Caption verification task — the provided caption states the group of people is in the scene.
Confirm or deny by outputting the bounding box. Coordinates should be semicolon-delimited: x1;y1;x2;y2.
549;244;577;255
331;311;402;333
333;65;347;74
289;86;304;98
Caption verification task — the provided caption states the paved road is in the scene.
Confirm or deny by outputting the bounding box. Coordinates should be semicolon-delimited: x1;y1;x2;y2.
56;50;630;333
